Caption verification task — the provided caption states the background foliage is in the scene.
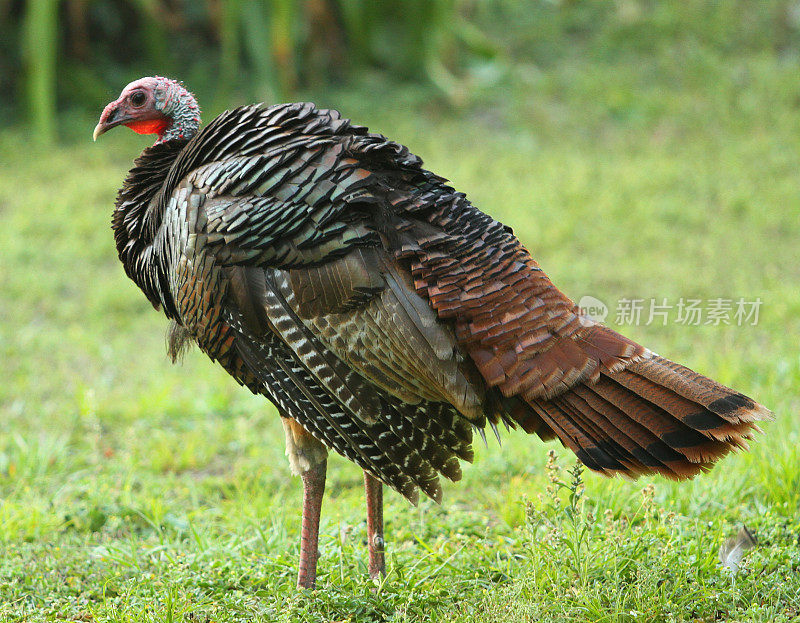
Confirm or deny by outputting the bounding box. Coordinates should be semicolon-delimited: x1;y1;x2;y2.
1;1;799;621
5;0;800;139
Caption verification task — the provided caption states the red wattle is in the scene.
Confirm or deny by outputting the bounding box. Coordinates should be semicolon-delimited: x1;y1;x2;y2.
125;119;169;136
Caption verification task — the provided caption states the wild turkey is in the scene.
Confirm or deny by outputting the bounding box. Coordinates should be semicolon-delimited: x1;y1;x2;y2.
94;76;770;589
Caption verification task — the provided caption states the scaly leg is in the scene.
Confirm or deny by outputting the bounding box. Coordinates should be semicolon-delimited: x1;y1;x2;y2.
297;458;327;589
364;471;385;580
282;417;329;590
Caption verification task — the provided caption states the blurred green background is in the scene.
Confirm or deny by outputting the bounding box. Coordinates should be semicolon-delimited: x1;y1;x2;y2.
9;0;497;141
5;0;800;140
1;1;800;621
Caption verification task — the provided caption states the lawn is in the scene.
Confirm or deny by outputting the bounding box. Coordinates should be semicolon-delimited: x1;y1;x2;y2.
1;28;799;623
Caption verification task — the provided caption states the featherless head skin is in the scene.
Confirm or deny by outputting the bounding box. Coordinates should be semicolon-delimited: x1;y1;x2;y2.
93;76;201;144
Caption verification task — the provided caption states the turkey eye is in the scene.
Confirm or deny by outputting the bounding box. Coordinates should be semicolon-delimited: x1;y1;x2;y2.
130;91;147;107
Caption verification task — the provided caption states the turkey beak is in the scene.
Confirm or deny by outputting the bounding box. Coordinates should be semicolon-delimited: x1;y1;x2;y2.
92;121;107;142
93;102;132;141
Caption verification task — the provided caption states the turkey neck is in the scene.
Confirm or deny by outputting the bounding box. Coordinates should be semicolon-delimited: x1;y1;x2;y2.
112;139;189;318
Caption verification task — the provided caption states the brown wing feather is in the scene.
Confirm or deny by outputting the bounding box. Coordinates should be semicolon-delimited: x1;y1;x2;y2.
407;216;646;402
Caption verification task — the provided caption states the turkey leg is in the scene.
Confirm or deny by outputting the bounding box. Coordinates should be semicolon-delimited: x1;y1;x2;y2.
282;417;329;590
297;458;327;589
364;471;385;580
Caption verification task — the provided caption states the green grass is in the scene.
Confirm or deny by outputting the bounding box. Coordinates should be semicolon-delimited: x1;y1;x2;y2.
1;38;800;622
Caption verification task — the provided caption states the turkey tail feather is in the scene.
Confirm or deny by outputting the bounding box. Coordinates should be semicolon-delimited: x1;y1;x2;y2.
513;353;771;480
